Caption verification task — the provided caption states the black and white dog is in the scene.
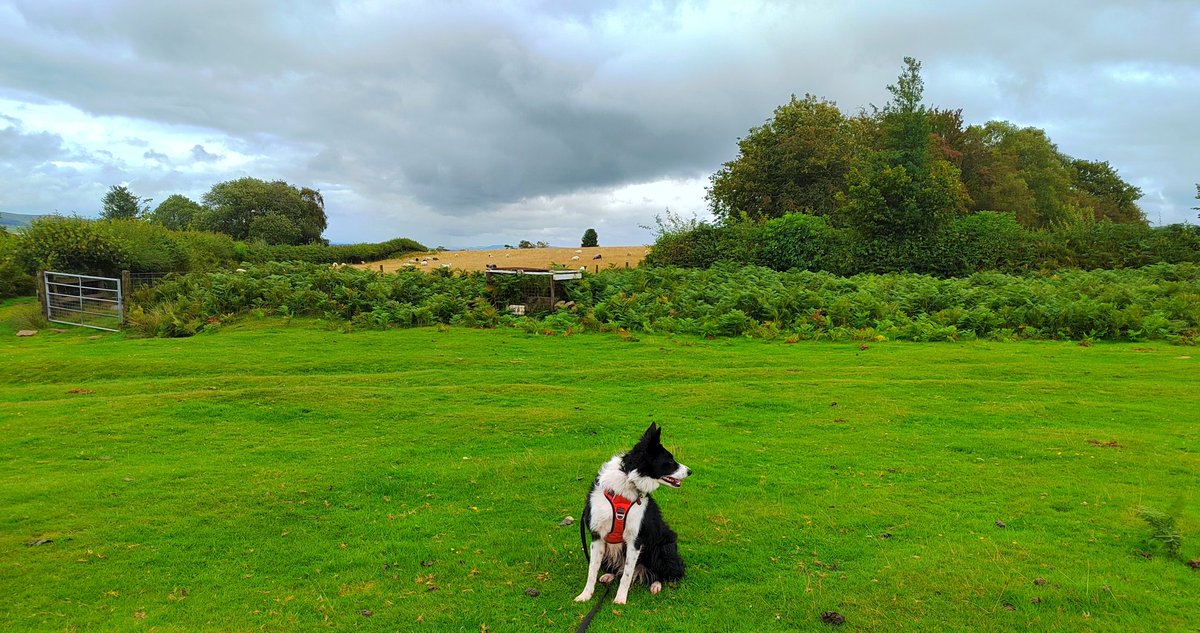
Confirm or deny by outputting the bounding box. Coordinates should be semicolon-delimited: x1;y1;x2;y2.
575;423;691;604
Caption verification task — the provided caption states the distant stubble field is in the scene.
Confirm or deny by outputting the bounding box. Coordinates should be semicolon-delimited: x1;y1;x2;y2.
357;245;650;274
1;298;1197;632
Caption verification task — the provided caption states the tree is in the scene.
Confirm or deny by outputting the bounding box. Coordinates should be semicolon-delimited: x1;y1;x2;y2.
518;240;534;248
147;194;203;231
196;178;327;244
879;57;932;175
581;228;599;247
838;58;968;239
1193;184;1199;215
969;122;1083;228
707;94;864;221
101;185;151;220
1069;159;1145;224
248;212;302;245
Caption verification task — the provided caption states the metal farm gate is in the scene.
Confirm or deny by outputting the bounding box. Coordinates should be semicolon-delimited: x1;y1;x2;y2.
42;271;123;332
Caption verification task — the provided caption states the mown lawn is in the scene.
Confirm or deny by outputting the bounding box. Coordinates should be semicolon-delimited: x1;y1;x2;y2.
1;298;1197;632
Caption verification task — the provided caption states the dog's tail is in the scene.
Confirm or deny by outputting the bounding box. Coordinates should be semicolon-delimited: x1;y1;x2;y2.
579;502;590;561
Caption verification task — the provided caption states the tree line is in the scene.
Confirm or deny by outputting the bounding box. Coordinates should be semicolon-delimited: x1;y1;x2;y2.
708;57;1147;232
101;177;328;246
650;57;1199;275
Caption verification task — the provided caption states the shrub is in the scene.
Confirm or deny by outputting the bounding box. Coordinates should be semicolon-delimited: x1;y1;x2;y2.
0;230;35;298
933;211;1038;274
16;216;131;276
761;213;854;274
246;237;428;265
1137;506;1183;558
642;217;764;269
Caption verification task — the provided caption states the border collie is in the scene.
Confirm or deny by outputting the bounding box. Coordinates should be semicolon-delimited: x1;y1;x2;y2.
574;423;691;604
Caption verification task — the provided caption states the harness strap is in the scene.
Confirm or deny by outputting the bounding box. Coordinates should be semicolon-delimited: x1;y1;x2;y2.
602;489;641;544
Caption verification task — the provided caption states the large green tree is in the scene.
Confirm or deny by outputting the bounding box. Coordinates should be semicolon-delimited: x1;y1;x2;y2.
581;228;598;247
147;194;203;231
248;212;302;245
196;178;327;245
1069;159;1145;224
945;121;1144;228
839;58;968;239
101;185;151;220
707;94;864;221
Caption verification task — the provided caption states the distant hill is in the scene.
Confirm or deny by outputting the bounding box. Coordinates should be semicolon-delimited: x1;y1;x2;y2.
0;212;43;230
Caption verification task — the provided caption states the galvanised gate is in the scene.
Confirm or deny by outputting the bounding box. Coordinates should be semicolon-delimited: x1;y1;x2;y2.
42;271;123;332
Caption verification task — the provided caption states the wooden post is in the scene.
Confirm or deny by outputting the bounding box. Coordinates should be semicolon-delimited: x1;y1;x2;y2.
121;270;132;320
379;264;384;272
35;270;48;319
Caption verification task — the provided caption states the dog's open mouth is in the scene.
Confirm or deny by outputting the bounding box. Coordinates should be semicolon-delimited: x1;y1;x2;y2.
661;476;682;488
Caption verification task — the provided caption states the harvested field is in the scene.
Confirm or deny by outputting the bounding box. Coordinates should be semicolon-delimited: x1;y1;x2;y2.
355;245;650;273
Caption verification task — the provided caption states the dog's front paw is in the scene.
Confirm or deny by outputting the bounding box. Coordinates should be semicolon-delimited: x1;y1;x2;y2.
612;594;627;605
574;591;593;602
650;581;663;595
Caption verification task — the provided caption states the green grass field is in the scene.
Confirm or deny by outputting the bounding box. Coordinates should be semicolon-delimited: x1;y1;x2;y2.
2;298;1197;632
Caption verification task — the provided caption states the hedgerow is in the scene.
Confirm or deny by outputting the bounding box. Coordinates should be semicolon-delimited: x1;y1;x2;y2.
128;261;1200;344
647;213;1200;277
7;217;428;287
243;237;428;265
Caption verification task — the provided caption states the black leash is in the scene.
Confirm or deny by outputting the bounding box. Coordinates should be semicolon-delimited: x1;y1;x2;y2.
576;580;612;633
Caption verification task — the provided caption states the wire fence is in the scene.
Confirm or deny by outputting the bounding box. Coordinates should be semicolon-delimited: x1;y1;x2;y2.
125;271;174;290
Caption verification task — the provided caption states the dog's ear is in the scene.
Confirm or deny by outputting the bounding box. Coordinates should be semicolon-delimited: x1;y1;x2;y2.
642;422;661;443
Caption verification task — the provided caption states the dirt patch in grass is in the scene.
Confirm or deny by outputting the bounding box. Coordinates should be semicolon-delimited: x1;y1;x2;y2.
355;246;650;273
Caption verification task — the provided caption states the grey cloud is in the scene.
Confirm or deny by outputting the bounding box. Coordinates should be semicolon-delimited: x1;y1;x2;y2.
143;149;169;162
190;144;221;162
0;124;64;162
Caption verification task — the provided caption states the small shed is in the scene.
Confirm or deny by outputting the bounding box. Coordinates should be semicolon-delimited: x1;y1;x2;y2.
484;267;582;316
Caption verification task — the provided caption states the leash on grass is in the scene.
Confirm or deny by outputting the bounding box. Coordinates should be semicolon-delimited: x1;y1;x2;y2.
576;581;612;633
576;507;612;633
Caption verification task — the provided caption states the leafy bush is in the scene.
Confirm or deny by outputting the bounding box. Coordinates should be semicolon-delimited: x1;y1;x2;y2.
15;216;131;276
760;213;854;275
929;211;1039;275
12;215;427;279
647;211;1200;278
641;213;764;269
129;262;486;336
0;230;35;298
245;237;428;265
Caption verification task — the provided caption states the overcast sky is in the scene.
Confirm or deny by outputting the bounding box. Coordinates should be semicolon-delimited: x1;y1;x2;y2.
2;1;1197;247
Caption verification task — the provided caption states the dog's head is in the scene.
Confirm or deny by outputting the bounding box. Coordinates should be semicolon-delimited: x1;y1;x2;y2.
623;422;692;493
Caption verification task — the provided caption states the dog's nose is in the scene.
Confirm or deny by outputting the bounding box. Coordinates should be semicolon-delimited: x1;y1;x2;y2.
686;468;693;477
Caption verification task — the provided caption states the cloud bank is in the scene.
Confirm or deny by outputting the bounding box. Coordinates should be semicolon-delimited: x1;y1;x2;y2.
2;0;1197;246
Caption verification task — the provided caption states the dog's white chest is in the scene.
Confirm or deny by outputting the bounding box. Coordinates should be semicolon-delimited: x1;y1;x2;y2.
588;488;646;541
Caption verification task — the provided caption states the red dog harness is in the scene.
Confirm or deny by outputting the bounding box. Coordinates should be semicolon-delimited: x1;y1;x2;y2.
602;489;641;543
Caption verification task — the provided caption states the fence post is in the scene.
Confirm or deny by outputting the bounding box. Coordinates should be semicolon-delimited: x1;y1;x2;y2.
120;270;132;321
36;270;48;319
